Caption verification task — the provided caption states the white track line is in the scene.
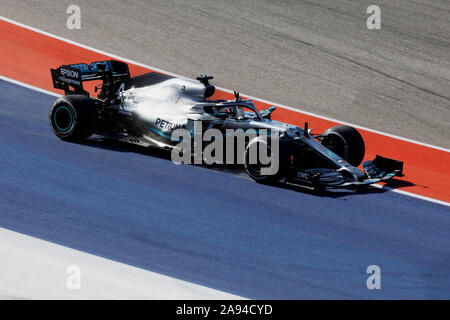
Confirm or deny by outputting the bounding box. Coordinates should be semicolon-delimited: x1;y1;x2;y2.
0;75;60;97
1;16;449;153
370;184;449;207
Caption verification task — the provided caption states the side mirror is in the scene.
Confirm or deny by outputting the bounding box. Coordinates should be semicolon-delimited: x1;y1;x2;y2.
261;106;277;119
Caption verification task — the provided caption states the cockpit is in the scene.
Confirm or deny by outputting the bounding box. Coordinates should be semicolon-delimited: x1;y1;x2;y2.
203;104;263;121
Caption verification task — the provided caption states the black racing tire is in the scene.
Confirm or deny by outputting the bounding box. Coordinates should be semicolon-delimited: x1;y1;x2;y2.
321;125;365;167
244;137;288;184
49;95;97;141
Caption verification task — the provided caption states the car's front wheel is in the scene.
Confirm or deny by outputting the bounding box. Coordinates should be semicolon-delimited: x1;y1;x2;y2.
320;125;365;167
244;137;287;184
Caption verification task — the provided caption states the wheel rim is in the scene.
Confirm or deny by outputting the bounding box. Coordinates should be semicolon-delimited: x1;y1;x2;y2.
53;105;73;132
322;134;345;158
245;144;272;178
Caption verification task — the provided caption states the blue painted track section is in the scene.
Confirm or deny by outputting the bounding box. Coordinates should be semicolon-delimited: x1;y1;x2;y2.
0;79;449;299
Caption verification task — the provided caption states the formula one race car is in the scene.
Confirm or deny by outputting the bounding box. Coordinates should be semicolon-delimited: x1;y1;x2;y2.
49;60;403;189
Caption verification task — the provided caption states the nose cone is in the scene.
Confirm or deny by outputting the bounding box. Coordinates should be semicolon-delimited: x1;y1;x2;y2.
338;166;366;182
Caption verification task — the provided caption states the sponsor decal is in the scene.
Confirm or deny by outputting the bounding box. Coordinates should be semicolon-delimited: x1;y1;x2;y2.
298;172;310;180
57;77;81;86
155;118;186;131
328;150;337;157
60;67;79;79
57;66;81;85
57;76;81;86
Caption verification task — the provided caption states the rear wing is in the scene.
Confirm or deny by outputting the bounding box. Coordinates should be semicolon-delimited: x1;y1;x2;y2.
50;60;130;97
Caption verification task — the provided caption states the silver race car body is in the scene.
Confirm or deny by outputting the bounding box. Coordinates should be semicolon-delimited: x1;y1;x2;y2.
49;60;404;189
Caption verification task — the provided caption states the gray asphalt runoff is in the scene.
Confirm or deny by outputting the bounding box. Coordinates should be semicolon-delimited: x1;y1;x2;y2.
2;0;449;148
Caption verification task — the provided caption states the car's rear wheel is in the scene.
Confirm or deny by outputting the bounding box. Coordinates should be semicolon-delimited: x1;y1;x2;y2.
49;95;97;141
320;125;365;167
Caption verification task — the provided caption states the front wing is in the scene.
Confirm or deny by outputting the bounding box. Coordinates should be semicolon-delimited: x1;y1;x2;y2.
284;155;403;189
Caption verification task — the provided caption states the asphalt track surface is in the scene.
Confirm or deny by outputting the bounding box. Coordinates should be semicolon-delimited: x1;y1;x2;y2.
1;0;449;148
1;79;450;299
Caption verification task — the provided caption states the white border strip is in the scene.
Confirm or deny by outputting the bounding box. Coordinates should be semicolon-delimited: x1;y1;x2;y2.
371;184;449;207
1;73;448;207
0;75;60;97
1;15;449;153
